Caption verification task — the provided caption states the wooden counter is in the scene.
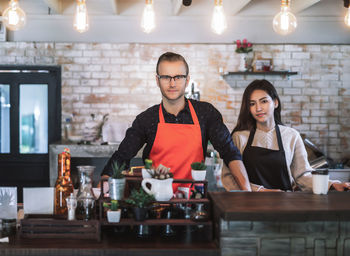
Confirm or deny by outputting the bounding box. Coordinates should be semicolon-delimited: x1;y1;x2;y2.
0;228;219;256
209;191;350;256
209;191;350;221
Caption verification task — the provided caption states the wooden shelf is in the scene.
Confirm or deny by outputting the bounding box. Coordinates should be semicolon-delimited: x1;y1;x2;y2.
101;218;212;226
223;71;298;76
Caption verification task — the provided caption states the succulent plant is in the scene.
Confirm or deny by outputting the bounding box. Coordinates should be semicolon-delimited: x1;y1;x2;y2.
125;188;155;208
111;161;126;179
191;161;207;171
151;169;173;180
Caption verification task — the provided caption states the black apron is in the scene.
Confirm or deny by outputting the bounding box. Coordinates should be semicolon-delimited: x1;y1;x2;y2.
242;125;292;191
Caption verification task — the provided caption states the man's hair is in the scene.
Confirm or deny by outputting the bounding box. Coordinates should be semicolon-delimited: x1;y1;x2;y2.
156;52;189;75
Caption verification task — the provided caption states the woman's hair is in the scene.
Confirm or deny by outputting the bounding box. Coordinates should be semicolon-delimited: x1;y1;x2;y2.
232;79;283;134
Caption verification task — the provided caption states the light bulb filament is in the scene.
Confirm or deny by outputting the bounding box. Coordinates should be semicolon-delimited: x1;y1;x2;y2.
2;0;26;31
345;8;350;27
74;0;89;33
8;9;19;25
141;0;155;33
211;0;227;35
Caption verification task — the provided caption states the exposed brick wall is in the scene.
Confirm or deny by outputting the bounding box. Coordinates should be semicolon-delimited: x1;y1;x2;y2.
0;42;349;160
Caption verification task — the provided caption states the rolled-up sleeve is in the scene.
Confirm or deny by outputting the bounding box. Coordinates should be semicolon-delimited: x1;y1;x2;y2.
101;115;146;176
206;105;242;166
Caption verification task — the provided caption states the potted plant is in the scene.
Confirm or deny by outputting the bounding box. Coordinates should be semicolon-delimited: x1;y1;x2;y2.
142;158;154;178
191;161;207;181
125;188;155;221
108;161;126;200
103;200;121;223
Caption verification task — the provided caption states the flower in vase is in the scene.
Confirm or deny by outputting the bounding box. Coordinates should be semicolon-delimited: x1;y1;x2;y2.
235;39;253;54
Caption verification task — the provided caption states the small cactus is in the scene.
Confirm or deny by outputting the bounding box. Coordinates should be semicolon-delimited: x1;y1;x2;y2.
103;200;119;211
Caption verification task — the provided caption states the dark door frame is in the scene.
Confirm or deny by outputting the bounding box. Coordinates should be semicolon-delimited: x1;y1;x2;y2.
0;65;61;201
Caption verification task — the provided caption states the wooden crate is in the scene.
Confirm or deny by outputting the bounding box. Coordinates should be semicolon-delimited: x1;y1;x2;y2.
20;214;101;241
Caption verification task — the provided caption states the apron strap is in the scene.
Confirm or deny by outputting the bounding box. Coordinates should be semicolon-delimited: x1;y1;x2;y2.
246;128;256;149
275;125;285;152
187;101;200;125
159;104;165;123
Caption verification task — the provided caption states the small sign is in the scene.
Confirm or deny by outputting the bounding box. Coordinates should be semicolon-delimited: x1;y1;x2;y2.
23;187;54;214
0;187;17;219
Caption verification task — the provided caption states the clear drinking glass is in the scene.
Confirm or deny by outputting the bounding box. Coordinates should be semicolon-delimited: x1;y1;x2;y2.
75;166;96;220
66;193;77;221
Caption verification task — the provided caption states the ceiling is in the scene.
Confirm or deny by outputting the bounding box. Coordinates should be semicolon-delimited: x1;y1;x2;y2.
0;0;344;17
0;0;348;44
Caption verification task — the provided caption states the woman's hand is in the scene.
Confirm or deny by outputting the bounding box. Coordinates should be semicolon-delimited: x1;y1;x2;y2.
259;187;283;192
331;182;350;191
256;186;283;192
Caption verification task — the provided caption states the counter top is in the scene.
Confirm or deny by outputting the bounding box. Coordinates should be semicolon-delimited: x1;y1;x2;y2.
1;229;219;256
209;191;350;221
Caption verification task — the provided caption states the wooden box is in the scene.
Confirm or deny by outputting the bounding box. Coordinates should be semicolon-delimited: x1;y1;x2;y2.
20;214;101;241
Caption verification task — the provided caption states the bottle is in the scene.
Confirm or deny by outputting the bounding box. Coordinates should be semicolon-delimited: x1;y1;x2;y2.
64;118;72;141
54;148;74;215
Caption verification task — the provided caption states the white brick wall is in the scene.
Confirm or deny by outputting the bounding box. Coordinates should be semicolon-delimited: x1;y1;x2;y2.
0;42;349;160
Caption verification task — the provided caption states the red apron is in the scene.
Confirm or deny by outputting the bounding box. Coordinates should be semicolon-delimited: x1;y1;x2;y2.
149;101;204;192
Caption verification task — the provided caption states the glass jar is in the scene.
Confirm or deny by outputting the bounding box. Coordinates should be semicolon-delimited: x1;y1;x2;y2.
1;219;16;236
75;165;96;220
190;203;208;222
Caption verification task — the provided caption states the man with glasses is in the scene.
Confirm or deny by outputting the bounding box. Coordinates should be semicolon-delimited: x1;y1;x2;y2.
102;52;251;191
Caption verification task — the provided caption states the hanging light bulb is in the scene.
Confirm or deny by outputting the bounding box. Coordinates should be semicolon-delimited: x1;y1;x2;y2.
141;0;155;33
2;0;26;31
74;0;89;33
211;0;227;35
345;0;350;27
272;0;297;35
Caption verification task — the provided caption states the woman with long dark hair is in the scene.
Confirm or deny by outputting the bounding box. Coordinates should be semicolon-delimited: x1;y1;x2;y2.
222;79;349;192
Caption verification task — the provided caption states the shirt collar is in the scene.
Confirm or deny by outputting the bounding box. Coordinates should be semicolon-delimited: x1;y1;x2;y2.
161;98;190;117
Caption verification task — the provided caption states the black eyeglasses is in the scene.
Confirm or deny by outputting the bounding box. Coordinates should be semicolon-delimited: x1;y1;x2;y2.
157;75;187;83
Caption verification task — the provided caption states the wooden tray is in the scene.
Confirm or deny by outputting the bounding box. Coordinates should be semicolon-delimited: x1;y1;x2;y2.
20;214;101;241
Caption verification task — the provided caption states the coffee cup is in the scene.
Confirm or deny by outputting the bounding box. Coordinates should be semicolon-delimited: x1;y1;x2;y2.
311;169;329;195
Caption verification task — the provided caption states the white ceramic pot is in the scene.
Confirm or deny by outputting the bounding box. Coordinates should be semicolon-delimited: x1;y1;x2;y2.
191;169;207;181
141;178;173;201
107;209;121;223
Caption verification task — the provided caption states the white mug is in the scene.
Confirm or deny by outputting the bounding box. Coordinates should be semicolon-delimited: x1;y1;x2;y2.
312;169;329;195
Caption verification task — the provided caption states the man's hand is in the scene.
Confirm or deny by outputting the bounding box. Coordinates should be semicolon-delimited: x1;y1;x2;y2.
228;160;252;191
98;175;110;195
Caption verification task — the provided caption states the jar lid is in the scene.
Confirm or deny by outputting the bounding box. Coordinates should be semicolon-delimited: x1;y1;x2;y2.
311;169;329;175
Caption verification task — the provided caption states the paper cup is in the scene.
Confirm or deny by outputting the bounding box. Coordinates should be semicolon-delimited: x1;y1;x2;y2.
312;169;329;195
